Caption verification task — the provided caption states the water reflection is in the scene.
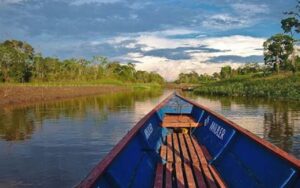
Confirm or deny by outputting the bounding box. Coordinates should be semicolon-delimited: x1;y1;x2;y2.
0;89;163;141
0;109;35;141
182;92;300;158
0;89;170;188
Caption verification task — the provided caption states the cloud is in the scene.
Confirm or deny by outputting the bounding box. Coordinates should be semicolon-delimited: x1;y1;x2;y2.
108;32;266;81
132;55;242;81
231;3;270;15
202;14;248;30
201;35;265;57
209;55;263;63
0;0;285;81
201;2;270;31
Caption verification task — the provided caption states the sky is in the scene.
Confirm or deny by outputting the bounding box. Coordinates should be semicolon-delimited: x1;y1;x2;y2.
0;0;297;80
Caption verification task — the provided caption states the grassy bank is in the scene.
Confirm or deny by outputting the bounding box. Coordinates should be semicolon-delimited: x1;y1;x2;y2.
0;81;163;107
194;72;300;100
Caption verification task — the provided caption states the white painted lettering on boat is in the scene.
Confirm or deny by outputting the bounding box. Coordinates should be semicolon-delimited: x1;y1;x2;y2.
144;123;153;140
209;122;226;140
204;116;210;126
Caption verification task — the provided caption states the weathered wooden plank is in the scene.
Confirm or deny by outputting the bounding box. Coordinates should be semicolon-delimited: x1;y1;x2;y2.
153;163;163;188
166;163;173;188
173;133;184;188
183;162;197;188
175;162;185;188
184;134;199;164
167;135;174;163
192;165;207;188
162;115;201;128
184;134;206;188
160;145;167;161
191;136;218;188
178;134;190;163
173;134;181;163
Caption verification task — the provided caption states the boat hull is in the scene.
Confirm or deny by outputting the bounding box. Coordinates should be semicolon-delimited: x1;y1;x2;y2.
77;93;300;188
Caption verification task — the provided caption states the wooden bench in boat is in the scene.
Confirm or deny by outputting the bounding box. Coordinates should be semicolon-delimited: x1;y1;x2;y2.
154;133;227;188
161;114;202;128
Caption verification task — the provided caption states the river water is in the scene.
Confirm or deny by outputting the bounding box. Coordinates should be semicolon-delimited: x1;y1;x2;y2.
0;90;299;187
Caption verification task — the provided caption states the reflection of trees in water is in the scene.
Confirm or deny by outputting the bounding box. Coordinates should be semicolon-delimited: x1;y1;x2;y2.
188;93;300;110
0;89;162;141
0;109;35;141
263;109;294;153
182;92;300;155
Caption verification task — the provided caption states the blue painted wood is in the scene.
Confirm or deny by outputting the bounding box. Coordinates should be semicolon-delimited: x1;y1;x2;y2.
210;130;236;165
84;94;300;188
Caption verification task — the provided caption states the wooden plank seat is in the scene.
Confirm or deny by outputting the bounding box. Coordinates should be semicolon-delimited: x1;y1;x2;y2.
161;115;202;128
154;133;227;188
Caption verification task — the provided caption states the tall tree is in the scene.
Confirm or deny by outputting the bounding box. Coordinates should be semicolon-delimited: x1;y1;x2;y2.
280;1;300;71
281;17;299;71
263;34;294;72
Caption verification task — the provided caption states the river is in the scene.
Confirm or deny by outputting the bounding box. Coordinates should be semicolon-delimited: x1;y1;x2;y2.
0;90;299;187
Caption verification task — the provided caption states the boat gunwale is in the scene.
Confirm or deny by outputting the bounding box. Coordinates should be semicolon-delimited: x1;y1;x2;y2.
78;92;300;188
76;92;175;188
176;93;300;169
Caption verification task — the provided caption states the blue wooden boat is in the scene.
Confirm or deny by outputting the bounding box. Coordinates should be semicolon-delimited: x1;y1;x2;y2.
78;93;300;188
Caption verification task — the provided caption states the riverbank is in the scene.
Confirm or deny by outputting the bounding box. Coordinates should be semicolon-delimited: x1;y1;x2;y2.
194;72;300;100
0;83;162;108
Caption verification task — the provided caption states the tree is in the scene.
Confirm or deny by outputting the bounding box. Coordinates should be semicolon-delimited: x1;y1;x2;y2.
237;63;261;75
281;17;299;37
281;17;299;71
263;34;294;72
0;40;166;84
220;66;232;78
0;40;35;82
3;40;34;58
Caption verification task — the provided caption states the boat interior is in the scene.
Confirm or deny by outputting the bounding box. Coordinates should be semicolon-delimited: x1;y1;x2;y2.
85;95;300;188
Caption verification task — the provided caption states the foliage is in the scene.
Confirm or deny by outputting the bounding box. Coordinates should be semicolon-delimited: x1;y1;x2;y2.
175;71;214;84
263;34;294;72
236;63;262;75
220;66;232;79
281;17;299;36
0;41;33;82
194;73;300;100
0;40;165;85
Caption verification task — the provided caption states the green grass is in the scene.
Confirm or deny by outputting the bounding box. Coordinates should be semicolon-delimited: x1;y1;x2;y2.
194;72;300;100
0;79;164;92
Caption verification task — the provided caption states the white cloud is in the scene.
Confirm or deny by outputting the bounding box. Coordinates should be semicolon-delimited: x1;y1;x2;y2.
112;32;265;81
132;55;242;81
55;28;266;81
202;35;265;57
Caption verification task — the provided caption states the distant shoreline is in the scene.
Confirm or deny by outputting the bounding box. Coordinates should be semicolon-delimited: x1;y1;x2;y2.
193;73;300;100
0;85;129;108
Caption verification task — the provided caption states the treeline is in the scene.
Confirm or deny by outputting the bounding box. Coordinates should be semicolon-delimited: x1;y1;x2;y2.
175;63;274;84
0;40;164;84
178;62;300;100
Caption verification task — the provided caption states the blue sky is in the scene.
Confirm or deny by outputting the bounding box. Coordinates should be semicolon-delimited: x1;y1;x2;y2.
0;0;296;80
